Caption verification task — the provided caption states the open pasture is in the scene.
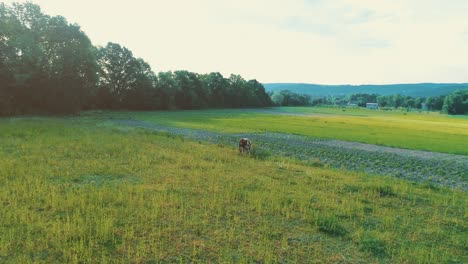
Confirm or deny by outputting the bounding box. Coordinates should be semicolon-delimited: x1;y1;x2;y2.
111;119;467;190
104;107;468;155
0;114;467;263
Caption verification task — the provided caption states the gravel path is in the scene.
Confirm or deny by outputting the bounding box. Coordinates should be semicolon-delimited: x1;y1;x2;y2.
112;120;468;190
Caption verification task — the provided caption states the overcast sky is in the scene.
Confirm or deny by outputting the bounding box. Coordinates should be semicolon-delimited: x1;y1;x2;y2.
5;0;468;84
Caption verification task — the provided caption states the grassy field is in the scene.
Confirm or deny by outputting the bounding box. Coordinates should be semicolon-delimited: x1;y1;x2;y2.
0;115;466;263
101;107;468;155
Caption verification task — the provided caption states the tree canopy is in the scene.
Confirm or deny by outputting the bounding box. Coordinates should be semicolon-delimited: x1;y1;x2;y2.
0;2;97;114
0;2;272;116
442;89;468;115
270;90;311;106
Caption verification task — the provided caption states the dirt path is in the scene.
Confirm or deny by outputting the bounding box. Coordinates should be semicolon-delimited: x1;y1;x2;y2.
111;119;468;190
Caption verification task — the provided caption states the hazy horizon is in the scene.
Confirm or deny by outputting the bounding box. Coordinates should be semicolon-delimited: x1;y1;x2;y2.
4;0;468;85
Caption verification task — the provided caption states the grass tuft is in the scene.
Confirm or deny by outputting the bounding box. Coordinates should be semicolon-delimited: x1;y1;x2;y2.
359;235;388;258
375;185;397;197
317;215;348;237
251;148;272;160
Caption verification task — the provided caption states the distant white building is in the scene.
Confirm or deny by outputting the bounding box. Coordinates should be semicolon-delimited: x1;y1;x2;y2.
366;103;378;109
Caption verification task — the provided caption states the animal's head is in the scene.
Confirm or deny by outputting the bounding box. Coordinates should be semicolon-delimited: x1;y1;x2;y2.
239;138;249;145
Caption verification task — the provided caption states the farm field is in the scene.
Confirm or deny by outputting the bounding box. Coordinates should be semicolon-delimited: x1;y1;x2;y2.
110;119;467;190
102;107;468;155
2;1;468;262
1;110;467;263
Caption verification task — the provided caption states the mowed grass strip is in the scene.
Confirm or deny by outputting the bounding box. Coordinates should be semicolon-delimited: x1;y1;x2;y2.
0;118;466;263
104;107;468;155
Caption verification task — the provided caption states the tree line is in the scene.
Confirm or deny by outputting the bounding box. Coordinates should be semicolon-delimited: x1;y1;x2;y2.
0;2;272;116
366;91;467;114
269;90;468;115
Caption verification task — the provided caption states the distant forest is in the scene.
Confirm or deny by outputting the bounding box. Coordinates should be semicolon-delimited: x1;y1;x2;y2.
264;83;468;97
0;3;272;116
270;90;468;115
267;83;468;115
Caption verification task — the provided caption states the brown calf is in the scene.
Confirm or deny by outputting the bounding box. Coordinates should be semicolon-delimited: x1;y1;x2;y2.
239;138;252;154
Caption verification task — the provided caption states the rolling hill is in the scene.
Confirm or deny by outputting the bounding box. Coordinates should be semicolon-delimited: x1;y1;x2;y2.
263;83;468;97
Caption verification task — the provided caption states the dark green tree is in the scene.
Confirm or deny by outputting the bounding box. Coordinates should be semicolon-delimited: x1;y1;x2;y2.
406;98;415;108
392;94;405;108
173;70;205;109
442;89;468;115
0;2;97;114
124;58;158;110
155;71;176;109
414;97;423;109
227;74;248;107
40;16;98;112
425;95;445;111
96;42;156;109
246;79;272;107
377;96;389;107
201;72;229;108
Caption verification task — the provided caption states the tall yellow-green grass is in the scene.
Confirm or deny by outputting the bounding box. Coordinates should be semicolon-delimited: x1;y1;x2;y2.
0;117;466;263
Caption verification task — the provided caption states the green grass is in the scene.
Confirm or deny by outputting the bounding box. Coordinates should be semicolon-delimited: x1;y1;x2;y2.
0;116;466;263
99;107;468;155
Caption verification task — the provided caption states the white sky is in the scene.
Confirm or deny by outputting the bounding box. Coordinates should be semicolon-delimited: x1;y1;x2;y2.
4;0;468;84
